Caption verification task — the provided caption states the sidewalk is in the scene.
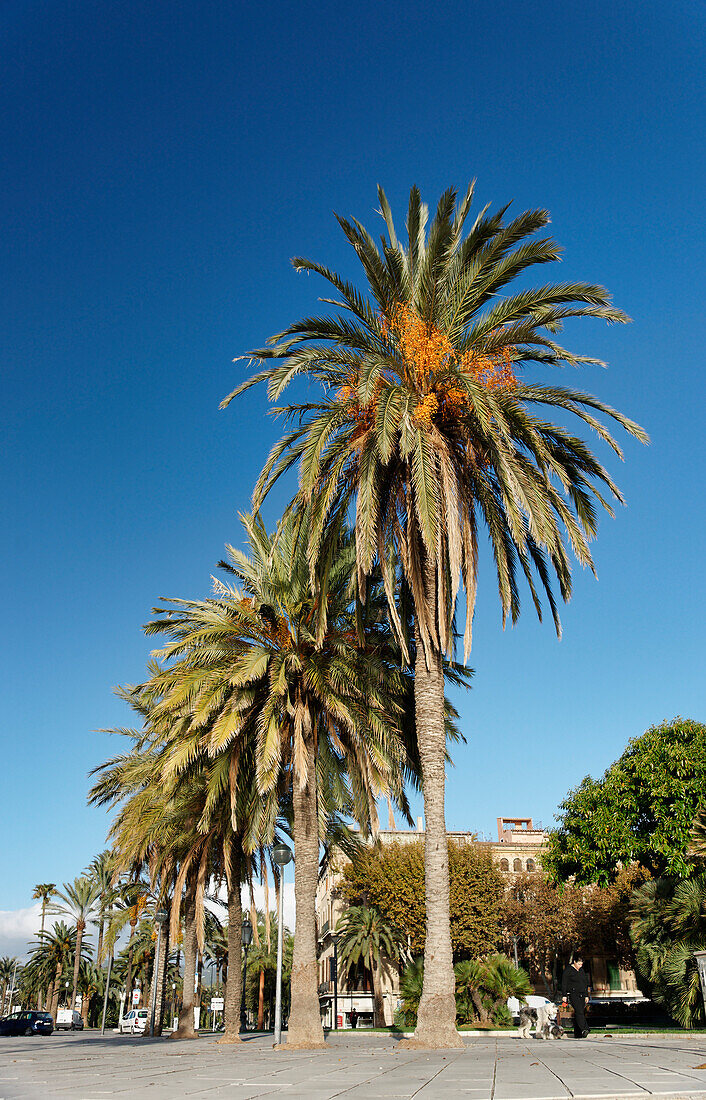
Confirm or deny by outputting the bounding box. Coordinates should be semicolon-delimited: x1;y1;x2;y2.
2;1029;706;1098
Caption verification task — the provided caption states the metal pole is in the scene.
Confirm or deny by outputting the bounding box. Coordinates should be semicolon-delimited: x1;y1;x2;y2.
274;867;285;1045
333;938;338;1029
240;945;249;1031
149;923;162;1038
513;936;519;969
100;952;113;1034
9;960;18;1012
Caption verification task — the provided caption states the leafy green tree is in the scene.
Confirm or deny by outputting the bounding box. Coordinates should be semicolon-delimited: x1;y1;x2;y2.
340;838;504;957
225;182;646;1045
335;905;407;1026
545;718;706;885
630;874;706;1028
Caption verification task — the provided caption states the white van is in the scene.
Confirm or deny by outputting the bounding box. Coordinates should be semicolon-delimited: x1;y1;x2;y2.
119;1009;148;1035
56;1009;84;1031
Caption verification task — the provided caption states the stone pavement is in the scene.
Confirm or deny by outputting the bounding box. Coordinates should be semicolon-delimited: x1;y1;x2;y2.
2;1030;706;1099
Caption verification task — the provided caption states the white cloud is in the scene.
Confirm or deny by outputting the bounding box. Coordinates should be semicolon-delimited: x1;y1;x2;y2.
0;880;297;962
0;904;43;960
207;882;296;931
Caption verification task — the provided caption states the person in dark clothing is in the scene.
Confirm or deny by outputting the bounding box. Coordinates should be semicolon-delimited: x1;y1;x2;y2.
349;1008;358;1029
561;956;590;1038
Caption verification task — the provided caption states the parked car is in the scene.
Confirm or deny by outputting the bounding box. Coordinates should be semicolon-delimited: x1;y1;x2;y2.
119;1009;148;1035
0;1011;54;1037
56;1009;84;1031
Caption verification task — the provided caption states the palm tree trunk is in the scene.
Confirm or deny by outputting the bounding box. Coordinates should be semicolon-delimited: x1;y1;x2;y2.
257;968;265;1030
45;979;54;1017
172;875;198;1039
285;730;325;1049
96;918;104;965
405;560;461;1049
153;914;170;1037
370;948;385;1028
50;965;62;1019
124;923;136;1004
220;841;243;1043
71;924;84;1008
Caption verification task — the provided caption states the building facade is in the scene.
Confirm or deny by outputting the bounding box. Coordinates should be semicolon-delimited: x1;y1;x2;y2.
316;815;640;1027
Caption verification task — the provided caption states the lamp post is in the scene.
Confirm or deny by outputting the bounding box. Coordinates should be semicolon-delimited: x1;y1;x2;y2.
149;907;168;1038
240;915;253;1031
171;981;177;1030
272;840;292;1046
695;952;706;1015
332;935;339;1030
64;980;69;1009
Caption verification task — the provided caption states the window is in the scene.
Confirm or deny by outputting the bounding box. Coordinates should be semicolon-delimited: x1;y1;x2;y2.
500;858;509;872
526;859;535;872
513;858;522;872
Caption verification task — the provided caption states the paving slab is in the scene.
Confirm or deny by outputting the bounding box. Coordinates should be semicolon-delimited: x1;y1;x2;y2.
3;1030;706;1099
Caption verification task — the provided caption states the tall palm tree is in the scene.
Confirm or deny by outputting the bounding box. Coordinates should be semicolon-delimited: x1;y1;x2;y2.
336;905;407;1026
24;922;85;1020
49;878;101;1010
32;883;56;1009
145;513;414;1048
223;183;647;1045
86;852;118;965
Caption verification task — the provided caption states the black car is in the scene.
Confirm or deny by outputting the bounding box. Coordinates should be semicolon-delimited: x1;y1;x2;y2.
0;1011;54;1036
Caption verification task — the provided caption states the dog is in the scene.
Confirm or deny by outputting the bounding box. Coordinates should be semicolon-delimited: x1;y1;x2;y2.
517;1002;565;1040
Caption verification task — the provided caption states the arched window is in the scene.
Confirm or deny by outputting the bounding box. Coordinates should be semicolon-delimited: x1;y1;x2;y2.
499;858;509;872
513;858;522;872
526;859;536;873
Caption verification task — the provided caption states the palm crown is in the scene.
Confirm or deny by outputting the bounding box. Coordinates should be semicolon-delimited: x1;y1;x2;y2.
225;183;647;660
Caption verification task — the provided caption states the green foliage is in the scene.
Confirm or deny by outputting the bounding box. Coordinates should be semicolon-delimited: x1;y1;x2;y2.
544;718;706;885
339;839;504;956
630;874;706;1028
400;954;530;1027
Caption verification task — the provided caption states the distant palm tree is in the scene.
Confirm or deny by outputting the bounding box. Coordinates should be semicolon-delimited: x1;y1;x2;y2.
32;884;56;939
0;957;18;1014
86;852;118;964
224;183;647;1045
49;877;101;1008
336;905;407;1026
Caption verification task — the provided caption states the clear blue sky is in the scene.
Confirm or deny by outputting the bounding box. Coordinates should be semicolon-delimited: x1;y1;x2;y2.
2;0;705;914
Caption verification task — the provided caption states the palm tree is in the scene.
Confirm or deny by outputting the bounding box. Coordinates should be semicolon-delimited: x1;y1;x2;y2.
49;877;101;1010
0;957;18;1014
32;884;56;1010
24;921;86;1020
630;874;706;1028
336;905;407;1026
145;513;413;1047
86;852;118;965
223;183;647;1045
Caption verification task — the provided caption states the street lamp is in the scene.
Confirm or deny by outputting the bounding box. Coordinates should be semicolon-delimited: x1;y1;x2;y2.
272;841;293;1046
332;934;339;1030
64;980;69;1009
240;915;253;1031
171;981;177;1029
149;907;169;1037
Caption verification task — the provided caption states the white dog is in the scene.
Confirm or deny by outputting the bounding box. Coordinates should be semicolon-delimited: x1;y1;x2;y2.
517;1002;565;1040
536;1002;564;1040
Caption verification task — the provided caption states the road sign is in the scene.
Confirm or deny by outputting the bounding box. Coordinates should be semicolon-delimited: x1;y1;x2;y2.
132;989;140;1006
210;997;224;1011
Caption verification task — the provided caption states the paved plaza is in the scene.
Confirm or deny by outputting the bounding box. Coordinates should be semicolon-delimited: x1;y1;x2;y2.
2;1031;706;1100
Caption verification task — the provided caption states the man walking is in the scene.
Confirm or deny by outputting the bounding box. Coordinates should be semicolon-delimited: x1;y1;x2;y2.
561;955;590;1038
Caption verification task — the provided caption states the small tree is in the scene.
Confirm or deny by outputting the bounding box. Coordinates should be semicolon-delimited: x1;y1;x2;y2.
336;905;407;1026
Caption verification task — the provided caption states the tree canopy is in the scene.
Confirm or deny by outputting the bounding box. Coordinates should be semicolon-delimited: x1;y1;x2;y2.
339;838;504;957
544;717;706;885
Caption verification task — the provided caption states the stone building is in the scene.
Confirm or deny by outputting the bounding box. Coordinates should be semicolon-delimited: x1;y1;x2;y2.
316;814;639;1027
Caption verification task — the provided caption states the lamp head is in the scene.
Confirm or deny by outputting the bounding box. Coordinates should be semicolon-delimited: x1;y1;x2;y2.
272;841;293;867
241;916;253;947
